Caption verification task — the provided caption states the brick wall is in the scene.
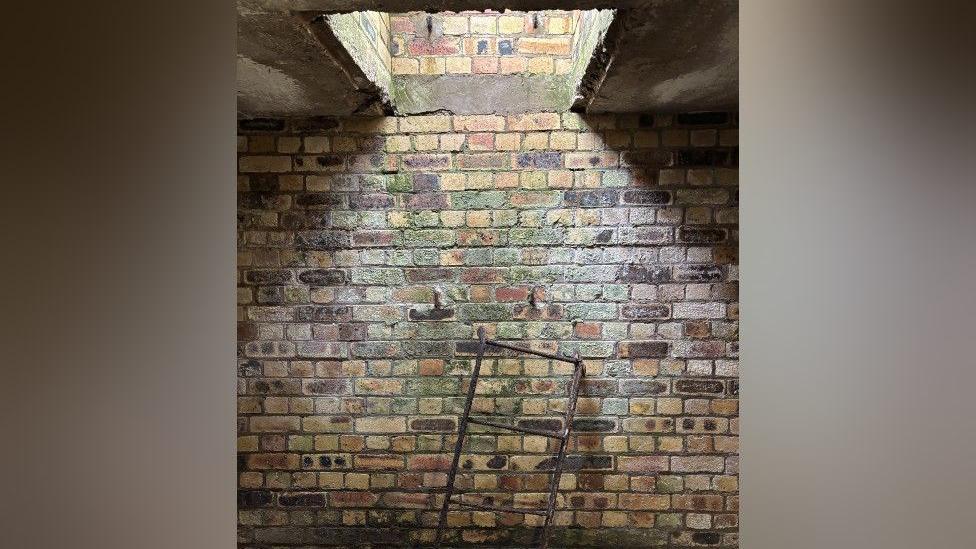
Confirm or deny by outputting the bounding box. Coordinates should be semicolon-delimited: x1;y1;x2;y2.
390;10;582;76
237;111;739;547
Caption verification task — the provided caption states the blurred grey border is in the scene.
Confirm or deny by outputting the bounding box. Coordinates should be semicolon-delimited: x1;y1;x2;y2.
742;1;976;547
1;1;974;548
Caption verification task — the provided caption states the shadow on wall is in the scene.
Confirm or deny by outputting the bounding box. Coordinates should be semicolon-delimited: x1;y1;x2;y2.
237;110;739;547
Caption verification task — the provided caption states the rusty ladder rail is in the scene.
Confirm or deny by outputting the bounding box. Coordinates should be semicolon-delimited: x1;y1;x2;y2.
434;326;586;549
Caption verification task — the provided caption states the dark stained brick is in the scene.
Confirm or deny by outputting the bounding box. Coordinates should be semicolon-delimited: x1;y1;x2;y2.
408;308;455;321
296;230;350;250
572;418;616;432
409;418;456;432
564;189;619;208
619;379;668;396
298;269;346;285
676;112;731;126
678;226;728;243
622;304;671;320
675;379;725;394
238;489;273;507
516;151;563;169
278;492;327;506
620;341;670;358
617;265;671;283
622;189;671;205
239;118;285;132
674;264;724;282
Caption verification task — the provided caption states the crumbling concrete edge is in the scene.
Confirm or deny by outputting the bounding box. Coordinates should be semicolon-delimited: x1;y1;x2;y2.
299;11;396;115
570;9;625;113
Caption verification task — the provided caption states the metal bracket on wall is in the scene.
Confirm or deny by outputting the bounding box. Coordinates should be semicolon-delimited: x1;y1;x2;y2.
433;326;586;549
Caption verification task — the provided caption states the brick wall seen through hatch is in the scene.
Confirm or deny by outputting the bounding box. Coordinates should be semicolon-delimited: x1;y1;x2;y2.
390;10;583;75
237;111;739;547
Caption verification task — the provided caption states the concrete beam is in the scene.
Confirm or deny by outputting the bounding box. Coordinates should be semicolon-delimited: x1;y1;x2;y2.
237;0;738;116
247;1;644;12
580;1;738;113
238;8;391;116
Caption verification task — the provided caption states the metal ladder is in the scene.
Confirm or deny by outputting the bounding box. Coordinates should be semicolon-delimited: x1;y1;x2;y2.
434;326;586;549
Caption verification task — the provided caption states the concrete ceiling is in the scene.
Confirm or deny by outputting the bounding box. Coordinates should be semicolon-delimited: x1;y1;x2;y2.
237;0;738;116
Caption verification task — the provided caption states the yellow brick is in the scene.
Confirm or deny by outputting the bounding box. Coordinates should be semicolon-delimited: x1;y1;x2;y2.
355;416;405;433
498;15;524;34
445;56;472;74
466;211;491;227
547;16;572;34
554;58;572;75
494;172;519;188
522;132;549;150
497;435;521;452
412;134;439;150
523;436;549;453
440;172;466;190
319;472;343;488
494;133;521;150
385;135;411;152
519;36;572;55
657;397;683;415
345;473;370;489
314;435;339;451
520;171;547;189
470;15;496;34
527;57;554;74
604;435;628;452
548;170;573;188
549;131;576;150
605;474;630;491
392;57;418;74
238;436;259;452
239;472;263;488
399;115;452;133
440;210;465;227
499;56;527;74
466;172;493;189
603;511;629;527
442;15;468;34
419;57;445;75
658;436;684;452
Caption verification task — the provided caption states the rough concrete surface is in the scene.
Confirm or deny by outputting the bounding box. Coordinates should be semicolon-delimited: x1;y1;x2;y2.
237;0;738;116
238;11;376;116
586;1;738;113
394;75;578;114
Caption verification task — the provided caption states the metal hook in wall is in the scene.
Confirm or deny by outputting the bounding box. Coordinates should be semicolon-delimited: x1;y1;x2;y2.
532;13;540;30
426;15;433;36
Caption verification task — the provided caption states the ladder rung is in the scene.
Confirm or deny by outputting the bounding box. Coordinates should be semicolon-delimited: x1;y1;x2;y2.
449;495;548;516
484;339;579;364
467;416;565;439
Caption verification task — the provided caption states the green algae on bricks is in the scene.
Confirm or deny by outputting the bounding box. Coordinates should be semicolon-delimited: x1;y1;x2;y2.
449;190;507;209
459;303;512;321
386;173;413;192
350;268;405;285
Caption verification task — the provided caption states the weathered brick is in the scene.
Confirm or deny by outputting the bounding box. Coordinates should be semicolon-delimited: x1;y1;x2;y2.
620;341;670;358
618;455;669;473
622;304;671;320
401;153;452;171
298;269;345;285
457;153;510;170
506;112;560;131
516;151;563;169
564;189;619;208
565;151;619;169
622;189;672;205
399;115;452;133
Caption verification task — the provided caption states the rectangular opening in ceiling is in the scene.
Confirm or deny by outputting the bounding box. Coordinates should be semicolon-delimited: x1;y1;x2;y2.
319;9;616;115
